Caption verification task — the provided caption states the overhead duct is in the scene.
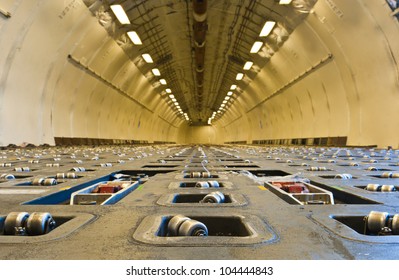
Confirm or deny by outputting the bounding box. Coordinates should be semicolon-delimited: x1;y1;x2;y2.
193;0;207;114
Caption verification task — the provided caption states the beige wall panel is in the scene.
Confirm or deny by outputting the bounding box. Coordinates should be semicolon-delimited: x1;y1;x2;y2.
0;0;180;145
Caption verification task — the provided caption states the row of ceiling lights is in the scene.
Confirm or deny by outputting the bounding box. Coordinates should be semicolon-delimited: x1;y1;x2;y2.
110;5;188;122
208;0;292;125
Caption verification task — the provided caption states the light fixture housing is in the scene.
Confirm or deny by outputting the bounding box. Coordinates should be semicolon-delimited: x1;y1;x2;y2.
236;73;244;80
127;31;142;45
250;41;263;53
151;68;161;76
110;5;130;25
159;79;167;85
142;54;153;63
260;21;276;37
243;61;254;70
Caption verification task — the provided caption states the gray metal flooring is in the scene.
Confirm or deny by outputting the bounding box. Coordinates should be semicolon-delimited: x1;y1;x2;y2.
0;145;398;259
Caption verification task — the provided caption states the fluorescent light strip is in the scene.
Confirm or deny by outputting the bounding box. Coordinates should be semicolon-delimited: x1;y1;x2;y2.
151;68;161;76
250;41;263;53
260;21;276;37
236;73;244;80
243;61;253;70
142;54;153;63
110;5;130;25
127;31;142;45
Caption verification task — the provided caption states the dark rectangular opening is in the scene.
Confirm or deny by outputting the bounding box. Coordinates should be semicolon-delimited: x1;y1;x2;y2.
310;181;381;204
179;182;224;188
369;175;398;179
141;165;179;168
183;174;219;178
250;170;290;177
156;216;251;237
222;165;260;168
319;175;358;179
118;169;177;177
217;158;244;162
171;194;232;203
333;216;368;235
364;169;393;172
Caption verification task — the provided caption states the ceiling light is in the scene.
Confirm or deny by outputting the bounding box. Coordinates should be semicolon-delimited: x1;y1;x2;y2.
171;98;176;102
243;61;253;70
165;88;172;93
169;94;174;99
127;31;142;45
110;5;131;25
151;68;161;76
260;21;276;37
221;104;225;108
236;73;244;80
279;0;292;4
230;85;237;90
160;79;167;85
250;41;263;53
174;102;178;106
142;54;153;63
227;91;233;96
225;96;230;100
222;100;227;104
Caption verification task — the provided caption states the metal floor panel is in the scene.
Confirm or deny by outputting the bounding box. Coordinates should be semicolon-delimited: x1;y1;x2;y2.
0;145;399;259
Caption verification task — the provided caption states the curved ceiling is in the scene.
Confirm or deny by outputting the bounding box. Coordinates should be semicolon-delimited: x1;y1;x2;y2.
84;0;317;125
